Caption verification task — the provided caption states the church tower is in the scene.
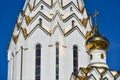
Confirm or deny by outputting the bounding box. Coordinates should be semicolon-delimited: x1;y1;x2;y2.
8;0;93;80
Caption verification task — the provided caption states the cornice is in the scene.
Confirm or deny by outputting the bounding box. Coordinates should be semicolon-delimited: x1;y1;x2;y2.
65;26;86;39
63;1;84;14
33;0;51;11
27;24;50;38
29;11;51;24
63;13;82;23
63;13;89;28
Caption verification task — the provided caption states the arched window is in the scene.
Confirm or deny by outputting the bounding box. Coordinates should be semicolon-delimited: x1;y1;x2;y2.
12;53;15;80
41;5;43;10
101;54;104;59
90;55;92;59
104;77;108;80
20;47;23;80
70;7;73;11
39;18;42;26
72;20;75;28
73;45;78;73
56;43;59;80
35;44;41;80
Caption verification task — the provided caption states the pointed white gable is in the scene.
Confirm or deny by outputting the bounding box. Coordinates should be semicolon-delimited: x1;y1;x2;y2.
44;0;52;5
63;0;77;7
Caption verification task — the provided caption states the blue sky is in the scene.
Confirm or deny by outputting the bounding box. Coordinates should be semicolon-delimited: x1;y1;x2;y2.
0;0;120;80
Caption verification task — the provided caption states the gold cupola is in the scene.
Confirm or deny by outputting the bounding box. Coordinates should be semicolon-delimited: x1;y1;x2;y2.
85;26;109;51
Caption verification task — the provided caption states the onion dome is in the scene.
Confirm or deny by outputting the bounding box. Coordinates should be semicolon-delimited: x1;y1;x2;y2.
85;26;109;51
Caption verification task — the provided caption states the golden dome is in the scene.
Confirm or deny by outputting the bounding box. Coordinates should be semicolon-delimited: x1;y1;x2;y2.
86;27;109;51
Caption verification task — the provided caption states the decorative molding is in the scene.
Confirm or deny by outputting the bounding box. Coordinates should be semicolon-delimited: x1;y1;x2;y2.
27;24;50;38
12;35;18;43
65;26;86;39
48;45;53;47
62;45;67;48
33;0;51;11
22;28;28;39
63;1;81;13
25;15;31;24
30;11;51;24
24;48;28;50
29;4;33;11
86;31;91;39
80;6;85;14
17;22;21;29
81;18;88;27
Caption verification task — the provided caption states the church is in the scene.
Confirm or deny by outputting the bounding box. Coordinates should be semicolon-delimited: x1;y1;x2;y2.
7;0;120;80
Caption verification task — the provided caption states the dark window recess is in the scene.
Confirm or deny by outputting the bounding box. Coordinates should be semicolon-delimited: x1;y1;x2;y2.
41;5;43;10
36;76;40;80
73;45;78;73
70;7;73;11
36;58;40;66
101;54;104;59
56;43;59;80
35;44;41;80
90;55;92;59
36;67;40;75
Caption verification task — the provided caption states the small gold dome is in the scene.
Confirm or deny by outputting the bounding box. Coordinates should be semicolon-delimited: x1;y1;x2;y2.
86;27;109;51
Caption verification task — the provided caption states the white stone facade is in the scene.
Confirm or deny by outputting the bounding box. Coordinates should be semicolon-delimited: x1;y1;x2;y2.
8;0;120;80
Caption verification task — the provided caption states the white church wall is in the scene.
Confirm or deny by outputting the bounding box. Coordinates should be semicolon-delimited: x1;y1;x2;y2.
51;26;65;80
27;27;50;80
8;38;17;80
65;29;89;68
8;0;94;80
14;30;26;80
